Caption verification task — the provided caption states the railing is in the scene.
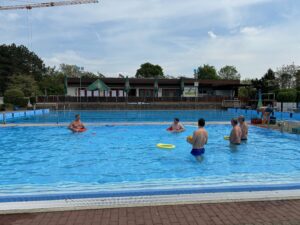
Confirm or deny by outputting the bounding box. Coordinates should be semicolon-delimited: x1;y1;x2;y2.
37;95;232;103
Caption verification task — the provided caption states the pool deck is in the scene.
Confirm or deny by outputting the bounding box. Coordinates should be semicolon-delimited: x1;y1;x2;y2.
1;199;300;225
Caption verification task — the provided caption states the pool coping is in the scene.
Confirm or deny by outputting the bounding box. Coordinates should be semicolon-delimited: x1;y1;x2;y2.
1;187;300;214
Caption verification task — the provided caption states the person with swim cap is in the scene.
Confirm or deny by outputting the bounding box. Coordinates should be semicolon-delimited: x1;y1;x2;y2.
229;118;242;145
167;118;185;132
238;115;248;141
187;118;208;161
68;114;86;132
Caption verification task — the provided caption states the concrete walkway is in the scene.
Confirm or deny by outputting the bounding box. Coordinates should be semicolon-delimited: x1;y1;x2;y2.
1;200;300;225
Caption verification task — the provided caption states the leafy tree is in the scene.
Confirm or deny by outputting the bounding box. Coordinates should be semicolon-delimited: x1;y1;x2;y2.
7;75;40;97
59;64;98;78
295;70;300;90
251;69;279;93
135;62;164;78
38;73;65;96
277;89;297;102
276;64;300;89
238;79;256;99
0;44;46;95
196;64;219;80
4;89;28;107
218;65;240;80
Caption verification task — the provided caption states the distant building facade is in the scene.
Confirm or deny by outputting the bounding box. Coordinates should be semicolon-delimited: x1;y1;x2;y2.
66;77;241;98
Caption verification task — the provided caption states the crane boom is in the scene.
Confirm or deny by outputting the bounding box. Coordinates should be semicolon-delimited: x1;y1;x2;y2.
0;0;98;10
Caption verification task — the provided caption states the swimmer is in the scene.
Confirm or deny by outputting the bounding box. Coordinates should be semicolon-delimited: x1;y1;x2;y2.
167;118;185;133
68;114;85;132
229;118;242;145
262;104;273;124
238;115;248;141
187;118;208;161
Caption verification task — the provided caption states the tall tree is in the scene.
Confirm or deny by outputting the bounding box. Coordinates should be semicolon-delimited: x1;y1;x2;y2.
0;44;46;95
135;62;164;78
294;70;300;90
276;64;300;89
7;75;40;97
196;64;219;80
251;69;279;93
59;64;98;78
218;65;240;80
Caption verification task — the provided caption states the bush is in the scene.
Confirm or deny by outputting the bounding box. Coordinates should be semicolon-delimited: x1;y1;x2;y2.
4;89;28;107
277;89;297;102
297;91;300;102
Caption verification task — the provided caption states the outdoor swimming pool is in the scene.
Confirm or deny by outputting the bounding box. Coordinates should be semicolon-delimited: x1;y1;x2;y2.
1;124;300;197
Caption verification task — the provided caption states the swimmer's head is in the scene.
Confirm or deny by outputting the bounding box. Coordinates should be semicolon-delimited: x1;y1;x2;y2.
75;114;80;121
238;115;245;123
174;118;179;124
231;118;238;126
198;118;205;127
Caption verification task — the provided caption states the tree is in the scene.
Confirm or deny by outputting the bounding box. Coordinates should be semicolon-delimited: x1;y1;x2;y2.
38;73;65;96
251;69;279;94
218;65;240;80
0;44;46;95
7;75;40;97
196;64;219;80
135;62;164;78
295;70;300;90
276;63;300;89
59;64;98;78
238;79;256;99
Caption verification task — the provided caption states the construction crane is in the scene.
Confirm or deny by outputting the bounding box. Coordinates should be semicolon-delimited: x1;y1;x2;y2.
0;0;98;10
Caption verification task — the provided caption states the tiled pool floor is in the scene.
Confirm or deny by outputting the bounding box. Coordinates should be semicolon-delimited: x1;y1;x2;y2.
1;199;300;225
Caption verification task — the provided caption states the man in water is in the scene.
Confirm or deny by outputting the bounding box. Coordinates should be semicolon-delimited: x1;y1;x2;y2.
68;114;85;132
167;118;185;132
229;118;242;145
187;118;208;161
262;104;273;124
238;115;248;141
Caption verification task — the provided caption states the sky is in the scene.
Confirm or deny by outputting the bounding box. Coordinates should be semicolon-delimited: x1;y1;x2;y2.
0;0;300;79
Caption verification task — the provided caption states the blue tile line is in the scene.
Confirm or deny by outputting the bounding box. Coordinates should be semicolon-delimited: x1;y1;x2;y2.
1;183;300;203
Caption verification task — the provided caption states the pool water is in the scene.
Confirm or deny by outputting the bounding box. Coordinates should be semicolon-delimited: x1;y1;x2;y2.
1;124;300;195
7;110;259;123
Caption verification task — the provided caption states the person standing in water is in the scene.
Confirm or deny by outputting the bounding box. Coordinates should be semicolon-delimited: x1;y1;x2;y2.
229;118;242;145
187;118;208;161
68;114;86;132
167;118;185;133
238;115;248;141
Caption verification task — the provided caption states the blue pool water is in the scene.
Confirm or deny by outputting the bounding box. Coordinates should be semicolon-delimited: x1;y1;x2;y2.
0;124;300;195
6;110;259;123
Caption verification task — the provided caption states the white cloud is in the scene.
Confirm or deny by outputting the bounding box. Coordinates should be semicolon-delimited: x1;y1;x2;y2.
208;31;217;39
240;26;262;36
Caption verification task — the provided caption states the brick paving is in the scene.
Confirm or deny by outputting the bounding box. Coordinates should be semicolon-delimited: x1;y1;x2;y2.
1;199;300;225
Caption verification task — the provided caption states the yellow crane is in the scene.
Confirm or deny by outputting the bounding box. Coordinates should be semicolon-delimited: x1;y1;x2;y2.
0;0;98;10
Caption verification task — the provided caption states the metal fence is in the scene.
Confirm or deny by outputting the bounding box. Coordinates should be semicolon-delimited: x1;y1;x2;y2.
37;95;232;103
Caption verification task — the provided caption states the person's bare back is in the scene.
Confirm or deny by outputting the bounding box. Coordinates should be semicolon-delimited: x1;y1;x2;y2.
229;119;242;144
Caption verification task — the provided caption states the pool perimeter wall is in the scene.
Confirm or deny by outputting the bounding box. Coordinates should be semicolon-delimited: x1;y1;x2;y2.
0;109;50;123
228;108;300;121
36;102;223;110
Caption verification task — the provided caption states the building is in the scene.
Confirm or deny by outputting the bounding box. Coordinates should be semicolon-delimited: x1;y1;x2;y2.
66;77;241;98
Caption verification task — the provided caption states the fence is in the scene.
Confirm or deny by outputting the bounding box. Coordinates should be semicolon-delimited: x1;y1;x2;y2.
37;95;231;103
0;109;50;124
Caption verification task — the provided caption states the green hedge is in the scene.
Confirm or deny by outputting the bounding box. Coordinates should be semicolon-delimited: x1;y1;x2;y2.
276;89;297;102
4;89;28;107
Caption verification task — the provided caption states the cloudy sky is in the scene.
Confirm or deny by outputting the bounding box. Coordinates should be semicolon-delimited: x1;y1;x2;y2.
1;0;300;78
